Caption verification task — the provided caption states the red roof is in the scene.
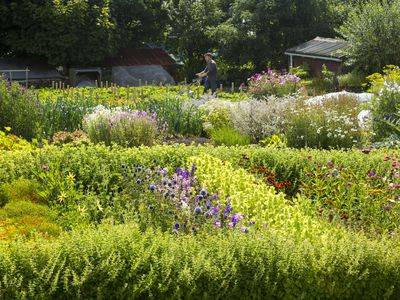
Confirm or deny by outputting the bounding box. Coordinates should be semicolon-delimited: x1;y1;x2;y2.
107;48;176;67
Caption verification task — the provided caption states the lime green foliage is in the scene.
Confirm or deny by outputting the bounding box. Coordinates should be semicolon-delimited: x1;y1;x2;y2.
1;222;399;299
199;100;233;133
210;127;251;146
285;94;362;149
0;179;61;239
259;133;287;147
366;66;400;140
366;65;400;93
1;145;400;296
289;64;310;79
0;127;31;150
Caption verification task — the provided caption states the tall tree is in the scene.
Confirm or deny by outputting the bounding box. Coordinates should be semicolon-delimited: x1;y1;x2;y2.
338;0;400;74
0;0;168;66
164;0;225;79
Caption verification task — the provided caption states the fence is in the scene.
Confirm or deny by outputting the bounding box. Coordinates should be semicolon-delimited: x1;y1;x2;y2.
0;68;30;88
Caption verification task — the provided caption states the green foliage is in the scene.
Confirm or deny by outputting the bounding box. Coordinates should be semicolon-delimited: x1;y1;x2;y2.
0;127;31;151
210;127;251;146
0;80;40;140
259;133;287;147
366;66;400;140
247;68;301;98
338;70;367;92
0;0;168;65
83;107;164;147
289;64;310;79
285;94;362;149
300;155;400;234
136;97;204;137
51;130;90;146
339;0;400;74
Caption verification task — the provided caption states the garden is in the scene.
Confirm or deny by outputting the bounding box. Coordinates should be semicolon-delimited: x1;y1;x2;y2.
2;65;400;299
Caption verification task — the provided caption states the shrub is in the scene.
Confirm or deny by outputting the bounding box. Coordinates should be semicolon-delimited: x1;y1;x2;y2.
285;94;362;149
371;80;400;140
338;0;400;74
0;79;40;140
199;100;233;133
83;106;166;147
288;64;310;79
0;127;31;150
210;127;251;146
229;96;293;142
136;96;204;137
338;70;367;92
52;130;90;146
247;68;300;98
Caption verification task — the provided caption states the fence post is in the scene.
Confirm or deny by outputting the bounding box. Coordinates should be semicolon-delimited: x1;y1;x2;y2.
139;79;142;87
100;81;103;88
106;81;108;88
231;82;234;93
25;68;29;88
95;80;98;88
220;83;223;92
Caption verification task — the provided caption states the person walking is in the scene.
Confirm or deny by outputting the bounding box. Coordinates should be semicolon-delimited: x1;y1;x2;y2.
196;52;217;95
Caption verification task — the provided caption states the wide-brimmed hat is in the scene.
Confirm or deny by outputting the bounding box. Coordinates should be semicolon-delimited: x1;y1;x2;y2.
204;52;213;58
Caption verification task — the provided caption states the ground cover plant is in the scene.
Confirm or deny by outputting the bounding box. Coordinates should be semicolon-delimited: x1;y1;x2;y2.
1;143;400;298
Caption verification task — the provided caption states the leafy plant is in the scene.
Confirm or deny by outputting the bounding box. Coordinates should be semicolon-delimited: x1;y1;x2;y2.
83;106;166;147
247;68;300;98
285;94;362;149
210;127;251;146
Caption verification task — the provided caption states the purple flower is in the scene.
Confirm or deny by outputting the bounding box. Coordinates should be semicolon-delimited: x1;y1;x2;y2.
230;213;242;226
149;185;155;192
367;172;376;178
240;226;249;233
194;206;202;215
41;165;49;170
248;220;256;226
383;205;391;211
214;220;221;228
212;194;218;200
174;223;180;229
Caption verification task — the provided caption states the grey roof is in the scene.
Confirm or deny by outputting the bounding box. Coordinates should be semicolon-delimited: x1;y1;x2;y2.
285;37;349;60
0;57;63;81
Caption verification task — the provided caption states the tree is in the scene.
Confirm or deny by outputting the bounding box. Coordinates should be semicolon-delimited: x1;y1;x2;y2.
0;0;168;66
164;0;225;79
338;0;400;74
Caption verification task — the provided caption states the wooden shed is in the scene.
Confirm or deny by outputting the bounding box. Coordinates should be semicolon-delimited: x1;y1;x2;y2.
285;37;349;76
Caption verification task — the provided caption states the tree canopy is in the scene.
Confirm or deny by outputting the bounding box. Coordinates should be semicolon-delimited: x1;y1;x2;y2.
1;0;391;80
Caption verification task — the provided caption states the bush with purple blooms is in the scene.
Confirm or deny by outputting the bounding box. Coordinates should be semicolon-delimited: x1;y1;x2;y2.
83;106;167;147
247;68;300;98
121;163;250;233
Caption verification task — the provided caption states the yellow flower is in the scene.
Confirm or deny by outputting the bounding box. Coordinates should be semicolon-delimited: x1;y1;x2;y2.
66;172;75;183
58;191;67;203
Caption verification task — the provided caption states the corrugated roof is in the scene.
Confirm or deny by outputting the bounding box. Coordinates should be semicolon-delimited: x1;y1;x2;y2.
107;48;176;67
0;57;63;80
285;37;349;59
